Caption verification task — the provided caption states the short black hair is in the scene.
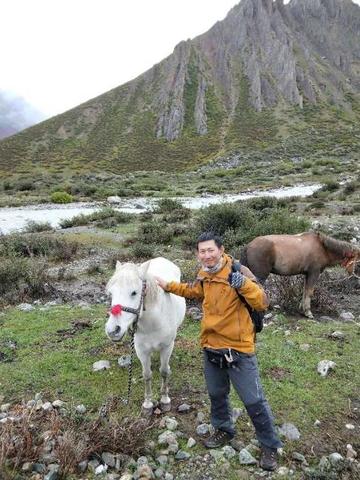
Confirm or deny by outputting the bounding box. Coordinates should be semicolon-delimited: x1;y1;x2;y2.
196;231;223;250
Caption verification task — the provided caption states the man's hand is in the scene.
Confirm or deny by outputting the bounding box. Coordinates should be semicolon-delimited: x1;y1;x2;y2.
155;276;168;290
228;271;245;289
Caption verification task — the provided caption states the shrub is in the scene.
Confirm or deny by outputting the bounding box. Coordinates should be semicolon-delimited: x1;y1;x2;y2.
154;198;184;213
163;208;191;223
137;221;174;245
0;233;79;261
130;242;156;259
0;257;50;302
59;208;133;228
51;191;73;203
195;202;257;237
23;220;53;233
321;180;340;192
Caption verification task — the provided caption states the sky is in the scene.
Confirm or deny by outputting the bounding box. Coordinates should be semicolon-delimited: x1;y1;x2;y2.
2;0;360;119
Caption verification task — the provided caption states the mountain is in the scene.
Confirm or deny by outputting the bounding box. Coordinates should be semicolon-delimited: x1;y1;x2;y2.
0;90;44;140
1;0;360;177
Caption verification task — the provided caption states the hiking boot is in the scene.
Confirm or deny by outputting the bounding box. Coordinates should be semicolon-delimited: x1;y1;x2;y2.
259;446;278;471
204;429;233;449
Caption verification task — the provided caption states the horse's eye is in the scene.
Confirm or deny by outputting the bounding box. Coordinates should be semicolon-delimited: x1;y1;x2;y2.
131;291;137;297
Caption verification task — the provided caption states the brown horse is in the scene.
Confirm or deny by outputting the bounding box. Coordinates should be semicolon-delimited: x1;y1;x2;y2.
241;232;359;318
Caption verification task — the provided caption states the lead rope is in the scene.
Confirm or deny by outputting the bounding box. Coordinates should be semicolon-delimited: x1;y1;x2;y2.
123;280;147;405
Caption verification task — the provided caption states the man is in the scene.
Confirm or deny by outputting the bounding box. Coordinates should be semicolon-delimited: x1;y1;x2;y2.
156;232;282;471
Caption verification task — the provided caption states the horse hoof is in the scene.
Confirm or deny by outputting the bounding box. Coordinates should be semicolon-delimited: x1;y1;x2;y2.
141;406;153;417
160;402;171;412
304;311;314;319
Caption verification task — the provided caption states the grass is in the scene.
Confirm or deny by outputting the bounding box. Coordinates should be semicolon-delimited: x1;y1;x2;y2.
1;305;358;446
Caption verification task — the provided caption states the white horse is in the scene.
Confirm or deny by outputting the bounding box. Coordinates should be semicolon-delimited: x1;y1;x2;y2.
105;257;186;414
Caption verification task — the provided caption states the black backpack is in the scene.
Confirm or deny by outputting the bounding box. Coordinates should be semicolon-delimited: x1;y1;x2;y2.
231;260;264;333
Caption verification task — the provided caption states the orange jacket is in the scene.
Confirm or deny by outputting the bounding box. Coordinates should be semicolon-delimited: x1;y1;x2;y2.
166;254;268;353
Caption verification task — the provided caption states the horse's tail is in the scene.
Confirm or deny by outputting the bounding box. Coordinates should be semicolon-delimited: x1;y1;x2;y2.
240;244;248;266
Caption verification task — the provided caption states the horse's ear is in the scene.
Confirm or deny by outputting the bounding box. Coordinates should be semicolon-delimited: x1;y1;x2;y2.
116;261;122;270
138;261;151;280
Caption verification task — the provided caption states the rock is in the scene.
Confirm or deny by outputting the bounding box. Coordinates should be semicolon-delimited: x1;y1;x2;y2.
22;462;33;472
88;459;100;472
154;467;164;479
0;403;11;412
292;452;307;464
317;360;336;377
107;196;122;204
93;360;111;371
239;448;257;465
164;474;174;480
277;466;291;476
164;417;178;431
222;445;236;459
196;412;205;423
137;456;149;466
136;464;153;479
278;422;301;440
175;450;191;461
329;452;344;466
42;402;53;411
119;474;133;480
44;471;59;480
196;423;210;436
102;452;116;468
18;303;34;311
75;404;87;414
346;444;357;459
118;356;131;368
319;316;333;322
33;463;46;473
186;306;202;321
156;455;168;466
339;311;355;322
209;449;225;462
78;460;88;472
158;431;177;446
232;407;243;422
330;331;345;340
52;400;65;408
345;423;355;430
177;403;191;413
106;474;121;480
314;419;321;427
95;464;108;475
187;437;196;448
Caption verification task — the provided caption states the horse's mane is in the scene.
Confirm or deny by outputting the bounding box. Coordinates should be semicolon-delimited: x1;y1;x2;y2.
106;262;159;304
316;232;359;257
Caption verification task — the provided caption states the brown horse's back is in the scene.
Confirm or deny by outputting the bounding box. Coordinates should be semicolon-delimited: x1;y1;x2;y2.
245;233;327;280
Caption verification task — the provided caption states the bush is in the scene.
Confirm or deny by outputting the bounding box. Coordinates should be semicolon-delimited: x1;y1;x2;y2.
130;242;156;259
163;208;191;223
60;208;133;228
51;191;73;203
137;221;174;245
189;200;310;250
0;233;79;261
0;257;50;302
154;198;184;213
23;220;53;233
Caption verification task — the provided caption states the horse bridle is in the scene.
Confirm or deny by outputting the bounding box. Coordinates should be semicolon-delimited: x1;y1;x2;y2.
109;280;147;332
108;280;147;405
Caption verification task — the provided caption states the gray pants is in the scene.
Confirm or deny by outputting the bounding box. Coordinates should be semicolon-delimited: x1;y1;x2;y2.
204;350;282;450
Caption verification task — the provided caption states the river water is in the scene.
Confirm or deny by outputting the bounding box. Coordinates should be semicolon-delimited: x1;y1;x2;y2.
0;183;321;234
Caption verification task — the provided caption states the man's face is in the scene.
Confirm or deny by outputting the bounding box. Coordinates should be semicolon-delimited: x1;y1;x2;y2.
197;240;224;268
